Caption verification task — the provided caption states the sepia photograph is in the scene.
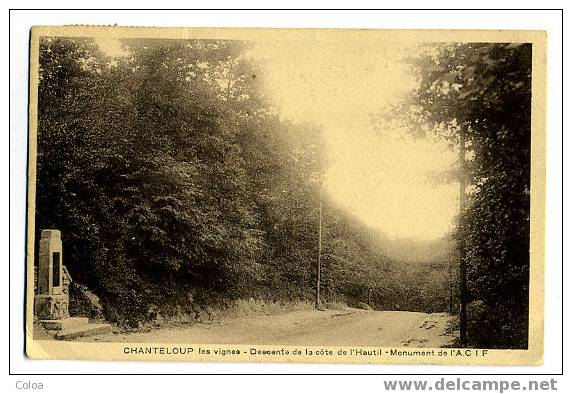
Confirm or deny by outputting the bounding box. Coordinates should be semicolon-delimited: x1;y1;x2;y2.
25;26;546;364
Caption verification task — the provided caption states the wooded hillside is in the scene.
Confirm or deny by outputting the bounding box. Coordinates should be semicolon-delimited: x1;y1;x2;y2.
35;37;454;327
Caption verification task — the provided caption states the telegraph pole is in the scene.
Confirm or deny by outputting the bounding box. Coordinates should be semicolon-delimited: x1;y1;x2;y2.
226;59;233;103
459;126;468;347
315;180;323;310
448;248;454;314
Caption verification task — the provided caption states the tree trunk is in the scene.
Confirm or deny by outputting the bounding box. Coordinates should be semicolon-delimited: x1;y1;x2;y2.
459;125;468;346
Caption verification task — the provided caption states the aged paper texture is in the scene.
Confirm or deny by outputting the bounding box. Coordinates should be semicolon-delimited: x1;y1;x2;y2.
26;25;546;364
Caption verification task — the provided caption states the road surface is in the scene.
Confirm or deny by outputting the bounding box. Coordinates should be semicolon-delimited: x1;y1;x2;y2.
78;308;456;347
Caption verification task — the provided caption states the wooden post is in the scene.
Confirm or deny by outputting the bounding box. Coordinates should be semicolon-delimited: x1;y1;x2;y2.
315;180;323;310
459;126;468;347
226;59;233;103
449;250;454;314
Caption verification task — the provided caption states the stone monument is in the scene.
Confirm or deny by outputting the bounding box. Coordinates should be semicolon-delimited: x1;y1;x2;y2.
34;229;112;339
34;230;69;320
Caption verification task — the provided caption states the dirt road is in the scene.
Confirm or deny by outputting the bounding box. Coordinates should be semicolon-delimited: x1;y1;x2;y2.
78;308;456;347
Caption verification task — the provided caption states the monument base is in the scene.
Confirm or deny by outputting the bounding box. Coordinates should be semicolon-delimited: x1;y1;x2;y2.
55;322;112;340
40;317;88;331
39;316;112;340
34;294;69;320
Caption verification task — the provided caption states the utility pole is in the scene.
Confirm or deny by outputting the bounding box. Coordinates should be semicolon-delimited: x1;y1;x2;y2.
459;125;468;347
226;59;233;103
315;180;323;310
448;249;453;314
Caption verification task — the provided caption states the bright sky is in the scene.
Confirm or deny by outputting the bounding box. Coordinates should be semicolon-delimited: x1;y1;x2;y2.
97;37;458;241
251;39;458;241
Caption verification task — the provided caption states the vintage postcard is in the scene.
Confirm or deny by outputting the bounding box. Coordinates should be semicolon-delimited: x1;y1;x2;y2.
25;25;546;364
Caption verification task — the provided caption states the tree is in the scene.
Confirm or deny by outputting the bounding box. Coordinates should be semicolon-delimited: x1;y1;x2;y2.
36;37;456;328
396;43;532;348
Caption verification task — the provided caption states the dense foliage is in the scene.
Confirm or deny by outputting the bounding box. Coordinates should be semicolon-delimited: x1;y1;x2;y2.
400;43;532;348
35;37;454;327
